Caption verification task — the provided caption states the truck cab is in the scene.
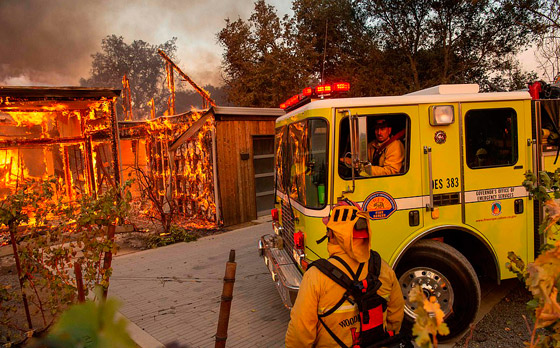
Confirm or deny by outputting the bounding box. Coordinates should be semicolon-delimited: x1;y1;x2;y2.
258;82;560;339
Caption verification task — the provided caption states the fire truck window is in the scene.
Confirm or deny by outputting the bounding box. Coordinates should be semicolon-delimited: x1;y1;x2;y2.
338;114;409;179
286;119;328;208
274;126;288;194
465;108;518;169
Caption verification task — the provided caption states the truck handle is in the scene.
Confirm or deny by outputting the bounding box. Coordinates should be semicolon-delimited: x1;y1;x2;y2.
530;138;537;175
340;109;356;195
424;146;434;211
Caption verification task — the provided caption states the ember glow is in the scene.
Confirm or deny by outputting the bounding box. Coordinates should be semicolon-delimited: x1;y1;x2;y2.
0;95;119;200
120;107;218;227
149;110;217;222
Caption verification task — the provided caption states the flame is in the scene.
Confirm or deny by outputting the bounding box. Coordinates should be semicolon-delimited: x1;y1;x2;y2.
0;99;115;202
0;149;28;184
8;111;49;127
135;109;217;225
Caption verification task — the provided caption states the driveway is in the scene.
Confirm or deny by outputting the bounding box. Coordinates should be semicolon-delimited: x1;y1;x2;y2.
110;219;515;348
110;220;289;348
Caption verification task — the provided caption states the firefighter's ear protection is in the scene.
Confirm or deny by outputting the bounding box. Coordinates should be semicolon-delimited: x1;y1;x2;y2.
317;205;370;244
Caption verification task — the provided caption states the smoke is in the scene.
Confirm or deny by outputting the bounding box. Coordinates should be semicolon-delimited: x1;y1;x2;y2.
0;0;104;86
0;0;291;87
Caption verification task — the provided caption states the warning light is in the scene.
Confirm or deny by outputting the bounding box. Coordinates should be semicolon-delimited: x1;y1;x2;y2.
332;82;350;92
279;81;350;110
316;84;332;94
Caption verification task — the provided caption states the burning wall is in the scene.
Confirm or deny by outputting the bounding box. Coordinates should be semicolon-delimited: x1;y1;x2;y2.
119;109;217;224
0;87;121;199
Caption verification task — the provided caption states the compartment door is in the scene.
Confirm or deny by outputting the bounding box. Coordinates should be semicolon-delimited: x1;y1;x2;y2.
461;101;529;278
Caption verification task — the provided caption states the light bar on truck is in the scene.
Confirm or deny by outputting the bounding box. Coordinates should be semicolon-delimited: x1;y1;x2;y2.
316;84;332;94
332;82;350;92
279;82;351;111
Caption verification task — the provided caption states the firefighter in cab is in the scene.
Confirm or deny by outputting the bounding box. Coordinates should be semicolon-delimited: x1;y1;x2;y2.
285;203;409;348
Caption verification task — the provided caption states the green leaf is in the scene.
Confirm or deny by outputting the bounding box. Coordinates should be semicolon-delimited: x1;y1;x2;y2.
38;294;135;348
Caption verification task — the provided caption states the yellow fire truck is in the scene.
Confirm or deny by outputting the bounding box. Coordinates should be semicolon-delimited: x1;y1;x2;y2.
258;81;560;339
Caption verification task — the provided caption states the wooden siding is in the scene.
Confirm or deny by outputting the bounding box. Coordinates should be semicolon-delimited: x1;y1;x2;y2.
216;120;275;226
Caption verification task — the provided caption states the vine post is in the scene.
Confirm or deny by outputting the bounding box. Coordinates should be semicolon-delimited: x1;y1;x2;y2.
8;224;32;330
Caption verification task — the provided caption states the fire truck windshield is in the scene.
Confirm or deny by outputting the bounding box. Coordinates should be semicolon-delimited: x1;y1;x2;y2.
275;118;328;208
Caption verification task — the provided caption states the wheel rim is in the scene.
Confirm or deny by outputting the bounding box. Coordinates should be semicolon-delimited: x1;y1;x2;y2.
399;267;454;319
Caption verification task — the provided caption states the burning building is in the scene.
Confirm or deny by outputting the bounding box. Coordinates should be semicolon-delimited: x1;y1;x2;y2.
0;86;121;199
119;105;284;227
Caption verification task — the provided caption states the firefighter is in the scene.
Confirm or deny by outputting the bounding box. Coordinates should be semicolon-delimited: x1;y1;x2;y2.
340;118;404;177
285;204;405;348
360;118;404;176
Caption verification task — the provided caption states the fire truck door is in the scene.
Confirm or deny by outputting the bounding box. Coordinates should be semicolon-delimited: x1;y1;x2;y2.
333;106;423;263
419;104;462;227
461;101;529;276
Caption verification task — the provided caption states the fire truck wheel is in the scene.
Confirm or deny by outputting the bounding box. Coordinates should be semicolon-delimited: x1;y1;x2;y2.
395;239;481;341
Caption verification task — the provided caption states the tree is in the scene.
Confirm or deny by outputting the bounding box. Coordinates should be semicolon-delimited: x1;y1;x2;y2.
218;0;539;105
80;35;177;119
362;0;538;92
510;0;560;82
176;85;230;109
292;0;403;96
218;0;314;107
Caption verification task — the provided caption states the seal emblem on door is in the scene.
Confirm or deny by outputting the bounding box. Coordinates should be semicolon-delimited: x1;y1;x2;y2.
434;130;447;144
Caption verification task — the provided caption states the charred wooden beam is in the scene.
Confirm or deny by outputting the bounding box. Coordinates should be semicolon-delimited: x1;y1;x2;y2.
109;101;121;187
0;136;87;148
157;50;216;107
85;137;97;198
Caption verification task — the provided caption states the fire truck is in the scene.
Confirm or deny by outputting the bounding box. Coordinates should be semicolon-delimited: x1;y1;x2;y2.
258;81;560;339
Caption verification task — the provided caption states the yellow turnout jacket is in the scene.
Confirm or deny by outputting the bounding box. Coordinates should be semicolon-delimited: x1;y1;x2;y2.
285;222;404;347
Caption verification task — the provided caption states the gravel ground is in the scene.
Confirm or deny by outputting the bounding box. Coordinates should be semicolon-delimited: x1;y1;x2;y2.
453;281;535;348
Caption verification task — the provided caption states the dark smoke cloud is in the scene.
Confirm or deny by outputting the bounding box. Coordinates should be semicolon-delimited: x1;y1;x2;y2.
0;0;104;85
0;0;291;87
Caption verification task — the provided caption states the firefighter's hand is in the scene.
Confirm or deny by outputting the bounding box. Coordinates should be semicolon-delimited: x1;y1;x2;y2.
340;156;352;168
340;153;356;169
340;156;364;171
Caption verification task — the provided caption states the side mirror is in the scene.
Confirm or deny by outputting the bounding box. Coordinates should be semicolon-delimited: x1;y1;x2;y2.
350;115;368;164
357;117;368;163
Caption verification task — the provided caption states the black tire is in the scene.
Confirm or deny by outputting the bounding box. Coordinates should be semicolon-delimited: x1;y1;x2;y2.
395;240;481;341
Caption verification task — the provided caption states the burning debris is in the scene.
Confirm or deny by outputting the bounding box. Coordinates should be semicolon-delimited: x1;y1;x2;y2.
119;108;218;227
0;86;121;244
0;87;121;193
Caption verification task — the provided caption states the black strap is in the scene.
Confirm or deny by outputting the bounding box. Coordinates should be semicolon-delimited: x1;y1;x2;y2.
316;234;328;244
331;255;363;281
319;295;348;317
310;259;354;291
368;250;382;279
318;316;350;348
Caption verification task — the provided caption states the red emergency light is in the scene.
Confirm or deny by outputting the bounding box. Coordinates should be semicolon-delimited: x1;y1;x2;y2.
316;84;332;94
332;82;350;92
279;82;350;110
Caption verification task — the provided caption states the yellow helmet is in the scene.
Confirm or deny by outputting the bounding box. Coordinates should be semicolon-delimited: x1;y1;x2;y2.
327;205;370;239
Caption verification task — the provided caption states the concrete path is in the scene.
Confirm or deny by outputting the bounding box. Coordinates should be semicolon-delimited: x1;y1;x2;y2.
110;220;290;348
110;219;518;348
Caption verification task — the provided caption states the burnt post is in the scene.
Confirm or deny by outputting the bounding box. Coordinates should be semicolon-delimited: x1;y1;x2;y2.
101;224;116;299
9;226;33;330
215;249;236;348
74;262;85;303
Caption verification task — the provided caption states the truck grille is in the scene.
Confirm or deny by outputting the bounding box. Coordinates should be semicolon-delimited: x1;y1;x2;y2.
281;200;295;253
